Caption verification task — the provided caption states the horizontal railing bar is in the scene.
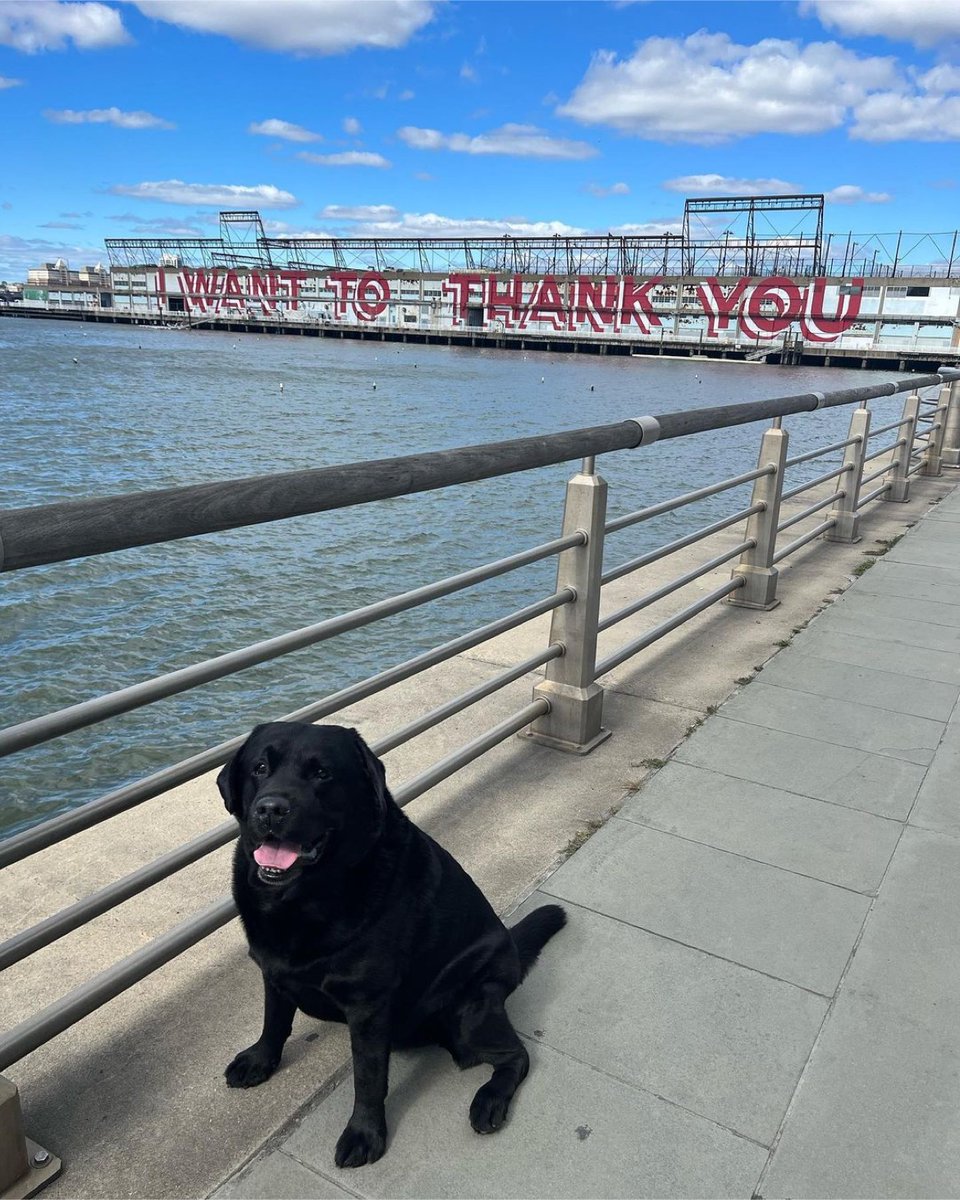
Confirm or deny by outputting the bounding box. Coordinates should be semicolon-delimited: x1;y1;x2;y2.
604;466;771;535
777;491;839;533
0;534;582;760
0;589;573;868
862;439;905;464
3;372;956;572
771;519;837;564
781;464;850;501
0;896;237;1072
0;821;238;971
392;699;550;808
601;503;764;586
594;576;745;678
784;436;859;468
597;540;753;634
861;462;895;487
857;482;892;508
371;645;562;757
869;417;912;437
907;459;927;476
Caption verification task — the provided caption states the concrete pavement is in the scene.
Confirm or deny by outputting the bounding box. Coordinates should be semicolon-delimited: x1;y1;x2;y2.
217;485;960;1200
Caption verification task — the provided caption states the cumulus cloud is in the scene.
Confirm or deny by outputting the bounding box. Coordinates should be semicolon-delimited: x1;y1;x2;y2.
586;181;630;197
130;0;435;55
0;74;22;88
397;122;598;159
45;106;175;129
298;150;391;168
108;180;300;208
248;118;322;143
825;184;892;203
851;86;960;141
0;231;106;278
802;0;960;49
663;173;801;196
319;206;588;239
558;32;898;143
342;116;362;136
0;0;130;52
319;204;399;221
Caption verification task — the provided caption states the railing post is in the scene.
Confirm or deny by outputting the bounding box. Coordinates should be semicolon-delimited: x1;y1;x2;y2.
922;383;951;476
883;391;920;502
525;460;611;755
824;407;871;543
0;1074;60;1197
727;421;788;610
940;380;960;468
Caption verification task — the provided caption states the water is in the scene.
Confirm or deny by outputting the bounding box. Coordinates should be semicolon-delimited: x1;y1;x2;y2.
0;318;906;838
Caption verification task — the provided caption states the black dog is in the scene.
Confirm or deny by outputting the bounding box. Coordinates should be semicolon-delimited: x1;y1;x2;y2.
218;721;565;1168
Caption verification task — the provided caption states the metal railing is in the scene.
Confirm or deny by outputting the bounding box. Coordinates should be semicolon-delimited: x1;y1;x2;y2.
2;366;959;1195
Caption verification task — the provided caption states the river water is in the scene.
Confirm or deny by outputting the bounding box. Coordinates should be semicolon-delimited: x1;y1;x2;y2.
0;318;906;837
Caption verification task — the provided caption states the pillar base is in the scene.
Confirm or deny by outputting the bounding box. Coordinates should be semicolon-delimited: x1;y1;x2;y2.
884;479;911;502
727;566;780;611
520;725;612;755
823;510;862;544
525;680;609;755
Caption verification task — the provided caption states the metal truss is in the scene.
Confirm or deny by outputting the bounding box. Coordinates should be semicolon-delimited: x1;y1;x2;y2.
103;205;960;279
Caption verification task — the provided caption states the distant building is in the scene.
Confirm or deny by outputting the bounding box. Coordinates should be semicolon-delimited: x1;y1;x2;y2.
24;259;112;310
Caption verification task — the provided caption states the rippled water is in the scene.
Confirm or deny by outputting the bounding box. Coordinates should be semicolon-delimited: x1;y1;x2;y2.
0;317;906;837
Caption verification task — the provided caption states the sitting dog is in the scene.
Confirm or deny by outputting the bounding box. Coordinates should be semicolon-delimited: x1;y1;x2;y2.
218;721;566;1168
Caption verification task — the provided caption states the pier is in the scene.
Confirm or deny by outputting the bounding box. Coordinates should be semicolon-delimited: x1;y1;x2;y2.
2;369;960;1197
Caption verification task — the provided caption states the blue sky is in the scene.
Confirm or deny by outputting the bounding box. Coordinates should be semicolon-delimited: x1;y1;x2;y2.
1;0;959;279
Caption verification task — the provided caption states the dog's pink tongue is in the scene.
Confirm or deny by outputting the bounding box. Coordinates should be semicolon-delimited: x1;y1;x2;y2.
254;843;300;870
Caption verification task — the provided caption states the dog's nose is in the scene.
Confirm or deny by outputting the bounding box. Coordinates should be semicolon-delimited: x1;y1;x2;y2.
254;795;290;824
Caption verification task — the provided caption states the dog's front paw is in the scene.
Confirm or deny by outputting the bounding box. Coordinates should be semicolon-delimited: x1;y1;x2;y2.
469;1081;510;1134
225;1044;280;1088
334;1118;386;1168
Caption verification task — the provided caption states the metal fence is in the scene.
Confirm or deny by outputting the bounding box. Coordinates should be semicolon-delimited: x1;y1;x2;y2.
2;367;960;1194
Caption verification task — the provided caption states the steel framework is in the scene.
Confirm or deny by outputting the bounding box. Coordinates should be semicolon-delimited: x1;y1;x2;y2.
104;205;960;278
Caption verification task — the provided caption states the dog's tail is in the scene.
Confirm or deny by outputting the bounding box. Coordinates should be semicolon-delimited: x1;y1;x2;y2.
510;904;567;982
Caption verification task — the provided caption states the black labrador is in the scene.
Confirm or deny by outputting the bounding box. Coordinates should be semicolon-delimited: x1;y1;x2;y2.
218;721;566;1168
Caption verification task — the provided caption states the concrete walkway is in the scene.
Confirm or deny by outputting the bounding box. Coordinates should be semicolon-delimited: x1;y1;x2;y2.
216;486;960;1200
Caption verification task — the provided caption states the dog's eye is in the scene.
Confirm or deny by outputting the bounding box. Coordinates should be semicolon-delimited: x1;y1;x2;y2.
313;766;331;782
252;760;269;778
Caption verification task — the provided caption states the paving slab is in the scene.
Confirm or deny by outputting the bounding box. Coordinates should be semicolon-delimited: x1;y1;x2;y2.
852;558;960;606
538;817;868;994
214;1153;355;1200
674;717;926;819
618;761;902;894
718;680;944;764
792;625;960;684
503;899;827;1146
754;650;959;719
761;827;960;1200
277;1042;769;1200
911;710;960;837
819;587;960;631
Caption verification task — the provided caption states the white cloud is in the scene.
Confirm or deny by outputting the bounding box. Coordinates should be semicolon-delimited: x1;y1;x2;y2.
321;206;588;238
608;218;685;236
298;150;391;168
663;173;800;196
319;204;399;221
342;116;362;135
397;122;598;160
851;69;960;140
586;181;630;197
460;62;477;82
0;232;106;278
45;106;175;129
108;180;300;208
558;32;898;143
249;118;322;143
0;1;129;52
131;0;435;55
825;184;892;203
0;74;22;87
802;0;960;49
40;220;84;229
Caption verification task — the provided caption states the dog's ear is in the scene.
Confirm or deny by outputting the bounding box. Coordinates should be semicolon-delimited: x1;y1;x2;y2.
349;728;389;815
217;726;266;816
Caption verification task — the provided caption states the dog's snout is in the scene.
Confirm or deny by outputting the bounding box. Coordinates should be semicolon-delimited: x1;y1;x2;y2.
254;794;291;825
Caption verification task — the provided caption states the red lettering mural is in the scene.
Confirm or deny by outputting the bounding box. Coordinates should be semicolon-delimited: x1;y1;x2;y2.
168;270;863;345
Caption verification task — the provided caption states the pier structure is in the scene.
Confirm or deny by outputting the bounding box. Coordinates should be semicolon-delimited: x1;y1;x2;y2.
2;370;960;1197
3;194;959;369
